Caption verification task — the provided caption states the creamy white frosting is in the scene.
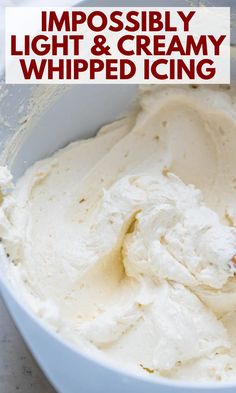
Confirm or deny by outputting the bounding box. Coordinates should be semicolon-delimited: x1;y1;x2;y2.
1;85;236;382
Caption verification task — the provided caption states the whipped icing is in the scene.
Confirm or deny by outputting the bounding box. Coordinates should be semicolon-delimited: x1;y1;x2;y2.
1;85;236;382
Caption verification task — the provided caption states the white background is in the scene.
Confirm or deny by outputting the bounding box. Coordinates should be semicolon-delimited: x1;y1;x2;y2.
5;7;231;83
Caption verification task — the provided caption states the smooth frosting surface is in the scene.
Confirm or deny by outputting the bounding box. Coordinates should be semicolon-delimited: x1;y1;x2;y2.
1;85;236;382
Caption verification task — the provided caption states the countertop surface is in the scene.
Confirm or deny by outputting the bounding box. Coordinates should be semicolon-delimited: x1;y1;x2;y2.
0;296;55;393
